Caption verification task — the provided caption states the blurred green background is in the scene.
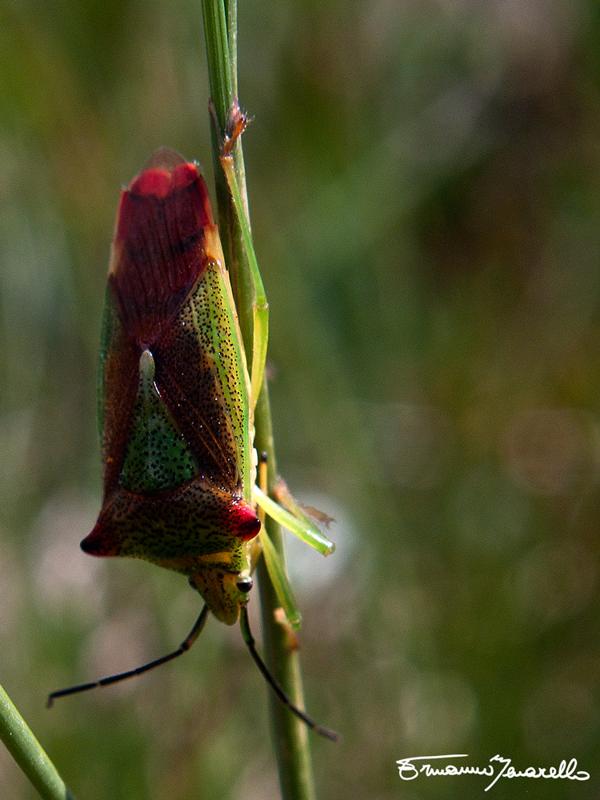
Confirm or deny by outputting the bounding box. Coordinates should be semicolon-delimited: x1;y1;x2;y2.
1;1;599;798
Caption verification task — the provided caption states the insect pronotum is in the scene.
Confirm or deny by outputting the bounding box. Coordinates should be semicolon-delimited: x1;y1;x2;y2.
47;145;337;742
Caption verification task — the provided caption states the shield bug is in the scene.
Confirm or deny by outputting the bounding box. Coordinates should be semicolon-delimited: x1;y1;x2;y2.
47;148;336;741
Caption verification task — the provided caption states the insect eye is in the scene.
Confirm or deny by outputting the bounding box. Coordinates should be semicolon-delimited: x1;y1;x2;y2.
236;577;253;593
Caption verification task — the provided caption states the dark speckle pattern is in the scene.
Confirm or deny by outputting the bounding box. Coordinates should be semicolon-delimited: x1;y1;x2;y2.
119;350;198;492
83;476;251;565
153;264;247;491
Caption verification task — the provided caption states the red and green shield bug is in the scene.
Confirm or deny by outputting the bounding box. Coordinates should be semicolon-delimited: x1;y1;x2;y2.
47;147;337;741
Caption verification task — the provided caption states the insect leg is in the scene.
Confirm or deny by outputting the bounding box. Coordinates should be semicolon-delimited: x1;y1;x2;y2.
47;605;210;707
239;606;338;742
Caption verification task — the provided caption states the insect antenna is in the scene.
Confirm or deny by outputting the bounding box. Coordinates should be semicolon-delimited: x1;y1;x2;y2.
239;605;338;742
47;604;210;707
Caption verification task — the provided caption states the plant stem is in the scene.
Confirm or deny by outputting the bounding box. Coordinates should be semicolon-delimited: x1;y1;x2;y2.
0;684;75;800
200;3;316;799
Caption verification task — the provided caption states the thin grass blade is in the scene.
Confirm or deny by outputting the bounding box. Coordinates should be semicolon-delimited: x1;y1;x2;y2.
254;486;335;556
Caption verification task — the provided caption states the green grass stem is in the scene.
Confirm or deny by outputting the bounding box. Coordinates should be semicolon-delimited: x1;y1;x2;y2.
200;3;317;798
0;684;75;799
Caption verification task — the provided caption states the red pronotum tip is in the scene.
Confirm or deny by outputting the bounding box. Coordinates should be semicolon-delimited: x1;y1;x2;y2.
229;502;261;541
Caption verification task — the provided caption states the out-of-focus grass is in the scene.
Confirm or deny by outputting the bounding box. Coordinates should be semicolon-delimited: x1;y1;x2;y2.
1;2;599;798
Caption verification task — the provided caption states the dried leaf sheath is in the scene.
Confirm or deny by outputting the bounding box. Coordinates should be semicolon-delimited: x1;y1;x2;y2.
82;149;260;625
